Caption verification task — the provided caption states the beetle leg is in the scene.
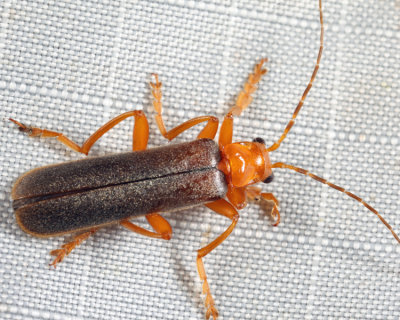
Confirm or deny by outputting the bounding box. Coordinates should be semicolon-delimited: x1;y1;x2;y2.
150;74;219;140
120;213;172;240
218;113;233;147
228;58;268;117
49;228;99;268
261;193;280;226
226;184;247;210
49;213;172;268
217;59;268;147
197;199;239;320
9;110;149;155
246;186;280;226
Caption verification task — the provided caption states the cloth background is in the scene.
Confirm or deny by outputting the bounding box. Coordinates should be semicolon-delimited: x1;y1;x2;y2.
1;1;399;319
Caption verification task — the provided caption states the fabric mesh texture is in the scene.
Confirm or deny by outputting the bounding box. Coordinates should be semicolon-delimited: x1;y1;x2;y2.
1;1;399;319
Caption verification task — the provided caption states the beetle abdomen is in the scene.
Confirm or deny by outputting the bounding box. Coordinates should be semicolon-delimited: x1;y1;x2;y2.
12;139;227;237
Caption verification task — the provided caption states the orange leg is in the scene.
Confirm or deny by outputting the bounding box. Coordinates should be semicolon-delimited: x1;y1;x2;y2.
225;184;247;210
150;74;219;140
246;186;280;226
228;58;268;116
9;110;149;154
218;58;268;148
49;214;172;268
50;228;99;268
218;113;233;148
197;199;240;320
120;213;172;240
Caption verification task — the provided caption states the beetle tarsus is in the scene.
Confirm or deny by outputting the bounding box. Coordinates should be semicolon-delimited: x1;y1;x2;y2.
197;256;219;320
229;57;268;116
9;118;33;135
271;205;281;227
49;248;67;268
49;228;98;267
246;187;281;226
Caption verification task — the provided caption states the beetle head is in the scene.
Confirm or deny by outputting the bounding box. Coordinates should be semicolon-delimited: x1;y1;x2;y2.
220;138;273;188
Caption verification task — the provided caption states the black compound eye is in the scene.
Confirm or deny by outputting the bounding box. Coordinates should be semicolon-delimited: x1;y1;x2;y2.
253;137;266;145
263;173;274;184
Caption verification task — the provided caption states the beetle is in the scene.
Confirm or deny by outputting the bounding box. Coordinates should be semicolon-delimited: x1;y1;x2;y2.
9;1;399;319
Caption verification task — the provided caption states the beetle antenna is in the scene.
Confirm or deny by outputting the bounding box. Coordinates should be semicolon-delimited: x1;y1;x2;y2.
267;0;324;152
272;161;400;243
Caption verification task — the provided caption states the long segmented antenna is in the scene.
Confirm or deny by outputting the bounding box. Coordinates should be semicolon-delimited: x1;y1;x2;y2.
272;162;400;243
267;0;324;152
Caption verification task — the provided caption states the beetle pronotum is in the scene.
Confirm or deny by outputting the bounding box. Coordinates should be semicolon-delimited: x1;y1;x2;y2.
9;1;399;319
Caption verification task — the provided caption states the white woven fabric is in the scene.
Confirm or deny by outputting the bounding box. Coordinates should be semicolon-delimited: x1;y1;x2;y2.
1;1;399;319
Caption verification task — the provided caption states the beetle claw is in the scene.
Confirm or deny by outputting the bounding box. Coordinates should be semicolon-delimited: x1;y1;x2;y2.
49;249;66;267
271;206;281;227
